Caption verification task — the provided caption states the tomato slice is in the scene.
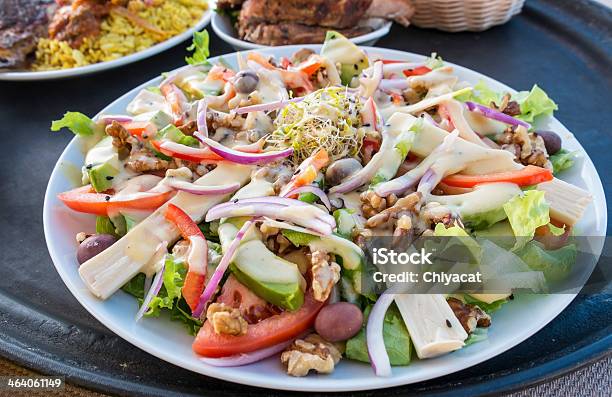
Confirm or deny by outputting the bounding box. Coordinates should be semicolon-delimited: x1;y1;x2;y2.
150;140;222;162
57;185;174;216
193;277;325;358
165;204;207;312
403;66;432;77
441;165;554;188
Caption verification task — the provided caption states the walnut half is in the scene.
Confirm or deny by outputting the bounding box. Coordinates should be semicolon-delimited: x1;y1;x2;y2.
206;302;248;336
281;334;342;377
310;251;340;302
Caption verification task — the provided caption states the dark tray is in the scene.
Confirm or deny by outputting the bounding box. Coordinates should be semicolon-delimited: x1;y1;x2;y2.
0;0;610;395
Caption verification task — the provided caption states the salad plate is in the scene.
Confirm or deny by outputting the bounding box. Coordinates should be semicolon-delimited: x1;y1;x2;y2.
43;43;606;392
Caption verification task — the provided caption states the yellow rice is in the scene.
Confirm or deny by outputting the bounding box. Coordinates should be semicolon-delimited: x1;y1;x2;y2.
33;0;208;71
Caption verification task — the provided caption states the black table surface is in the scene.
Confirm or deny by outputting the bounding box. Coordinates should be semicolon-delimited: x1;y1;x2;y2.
0;0;610;396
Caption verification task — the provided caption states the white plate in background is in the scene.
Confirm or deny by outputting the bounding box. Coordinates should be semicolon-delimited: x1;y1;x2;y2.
211;12;392;51
0;1;215;81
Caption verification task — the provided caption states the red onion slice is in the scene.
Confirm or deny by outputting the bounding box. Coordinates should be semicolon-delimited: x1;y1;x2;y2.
159;140;217;158
195;135;293;165
232;136;267;153
207;197;335;226
367;292;395;377
205;202;333;235
417;169;439;197
99;115;133;125
200;338;294;367
465;101;531;129
168;180;241;196
196;99;208;138
135;266;164;321
192;219;255;318
282;185;332;211
379;79;410;92
233;97;304;115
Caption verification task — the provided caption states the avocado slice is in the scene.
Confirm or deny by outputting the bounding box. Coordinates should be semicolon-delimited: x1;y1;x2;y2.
84;136;120;192
321;31;369;86
230;239;305;311
157;124;199;147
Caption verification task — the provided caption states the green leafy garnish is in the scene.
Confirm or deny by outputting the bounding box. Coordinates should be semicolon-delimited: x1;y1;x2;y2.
51;112;100;136
95;216;117;236
514;85;558;123
515;241;576;282
503;190;550;249
346;304;412;365
549;149;577;174
463;295;508;314
120;255;203;335
185;30;210;66
464;327;489;346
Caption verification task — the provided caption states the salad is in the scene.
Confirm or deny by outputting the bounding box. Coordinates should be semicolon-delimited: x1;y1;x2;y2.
51;30;591;377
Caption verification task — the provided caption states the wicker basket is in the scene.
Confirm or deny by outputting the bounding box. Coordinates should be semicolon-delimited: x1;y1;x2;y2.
410;0;526;32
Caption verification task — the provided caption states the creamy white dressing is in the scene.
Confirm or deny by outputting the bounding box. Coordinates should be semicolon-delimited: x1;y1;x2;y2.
247;62;288;103
380;124;519;195
430;183;521;216
439;99;487;146
187;235;208;275
79;163;254;299
126;89;169;115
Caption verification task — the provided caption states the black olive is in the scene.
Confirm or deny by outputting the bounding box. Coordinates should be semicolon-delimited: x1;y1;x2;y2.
536;130;562;155
234;70;259;94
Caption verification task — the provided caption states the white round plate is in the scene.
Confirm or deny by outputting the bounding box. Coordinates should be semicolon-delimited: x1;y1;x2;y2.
211;12;392;51
43;45;607;391
0;1;215;81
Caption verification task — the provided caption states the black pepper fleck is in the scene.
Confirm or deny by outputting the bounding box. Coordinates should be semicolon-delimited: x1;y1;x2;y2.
446;319;452;328
86;164;93;169
105;195;111;201
105;176;114;181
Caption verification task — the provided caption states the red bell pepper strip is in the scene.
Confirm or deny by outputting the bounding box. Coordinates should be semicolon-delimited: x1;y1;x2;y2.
441;165;554;188
165;204;208;313
403;66;432;77
58;185;173;216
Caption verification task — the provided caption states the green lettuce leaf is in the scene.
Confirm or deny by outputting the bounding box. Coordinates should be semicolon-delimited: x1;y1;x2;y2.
345;304;412;365
463;294;508;314
514;85;558;123
95;216;117;236
457;80;502;106
549;149;577;175
185;30;210;65
503;190;550;249
120;256;203;335
464;327;489;346
515;241;576;283
51;112;100;136
121;273;146;298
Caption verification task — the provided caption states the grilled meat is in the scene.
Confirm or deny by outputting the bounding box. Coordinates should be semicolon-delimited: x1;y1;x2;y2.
0;0;57;70
365;0;414;27
49;0;111;48
240;22;372;46
239;0;372;29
